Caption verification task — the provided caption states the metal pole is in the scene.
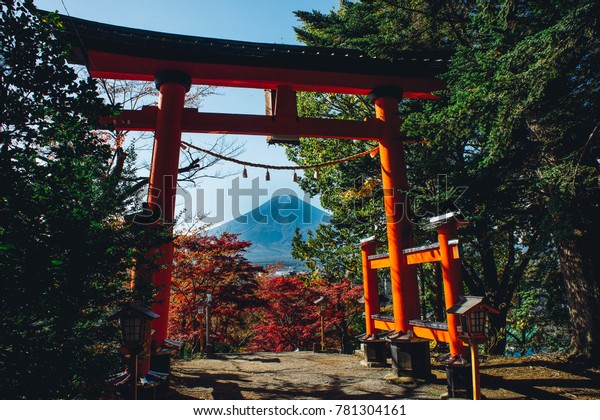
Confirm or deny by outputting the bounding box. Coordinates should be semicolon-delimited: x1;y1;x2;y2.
205;303;210;356
320;311;325;352
133;354;138;400
471;341;481;400
199;313;204;355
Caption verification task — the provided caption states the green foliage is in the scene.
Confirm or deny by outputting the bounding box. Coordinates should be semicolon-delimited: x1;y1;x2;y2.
505;251;570;355
288;91;383;281
295;0;468;53
406;0;600;360
291;225;362;282
291;0;599;360
0;1;146;398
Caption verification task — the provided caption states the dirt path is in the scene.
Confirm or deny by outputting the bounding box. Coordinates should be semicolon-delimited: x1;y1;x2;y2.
166;351;600;400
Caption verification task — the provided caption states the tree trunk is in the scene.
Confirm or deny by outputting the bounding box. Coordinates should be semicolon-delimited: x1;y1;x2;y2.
531;116;600;365
556;230;600;365
488;308;509;355
477;235;508;355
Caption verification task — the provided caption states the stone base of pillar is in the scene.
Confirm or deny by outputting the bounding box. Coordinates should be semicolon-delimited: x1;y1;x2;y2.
313;342;325;353
359;340;388;366
205;343;215;359
445;364;473;399
149;350;172;394
389;340;433;379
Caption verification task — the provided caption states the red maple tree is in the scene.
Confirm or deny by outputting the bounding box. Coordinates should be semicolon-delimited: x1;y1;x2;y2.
169;230;263;354
312;278;364;353
249;275;319;352
249;275;364;353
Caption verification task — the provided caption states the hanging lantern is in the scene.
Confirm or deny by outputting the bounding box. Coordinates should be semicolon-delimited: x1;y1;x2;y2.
292;171;299;182
265;169;271;181
242;166;248;178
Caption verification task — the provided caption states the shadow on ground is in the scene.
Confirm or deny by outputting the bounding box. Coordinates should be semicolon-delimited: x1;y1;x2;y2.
164;352;600;400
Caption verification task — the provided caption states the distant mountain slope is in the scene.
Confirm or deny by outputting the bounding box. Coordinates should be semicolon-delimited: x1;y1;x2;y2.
211;195;330;266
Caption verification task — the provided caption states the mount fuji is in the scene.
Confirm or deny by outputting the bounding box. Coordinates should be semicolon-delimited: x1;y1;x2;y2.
211;195;330;267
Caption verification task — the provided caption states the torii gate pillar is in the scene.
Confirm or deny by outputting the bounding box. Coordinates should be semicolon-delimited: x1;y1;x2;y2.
146;71;190;346
370;86;420;333
360;237;380;336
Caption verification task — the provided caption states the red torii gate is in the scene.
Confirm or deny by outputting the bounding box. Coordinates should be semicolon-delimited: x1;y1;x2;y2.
60;14;451;373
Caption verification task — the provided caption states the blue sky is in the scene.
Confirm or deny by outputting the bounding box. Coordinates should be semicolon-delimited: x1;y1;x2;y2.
33;0;340;226
34;1;338;44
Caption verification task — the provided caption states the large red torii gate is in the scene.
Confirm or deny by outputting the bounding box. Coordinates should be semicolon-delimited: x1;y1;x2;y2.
60;14;453;371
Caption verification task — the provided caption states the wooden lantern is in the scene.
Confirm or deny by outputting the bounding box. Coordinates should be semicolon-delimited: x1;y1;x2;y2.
110;302;159;355
447;296;499;340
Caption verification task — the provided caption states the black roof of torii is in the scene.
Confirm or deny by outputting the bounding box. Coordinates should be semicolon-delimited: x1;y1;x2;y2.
54;12;451;80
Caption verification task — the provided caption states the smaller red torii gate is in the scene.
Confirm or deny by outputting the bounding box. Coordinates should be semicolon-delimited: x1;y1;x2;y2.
361;213;469;360
59;13;451;376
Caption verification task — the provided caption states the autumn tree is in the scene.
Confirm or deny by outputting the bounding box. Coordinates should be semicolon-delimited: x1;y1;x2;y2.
249;276;364;353
249;276;320;352
169;230;263;354
312;279;364;354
